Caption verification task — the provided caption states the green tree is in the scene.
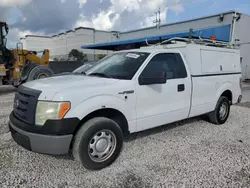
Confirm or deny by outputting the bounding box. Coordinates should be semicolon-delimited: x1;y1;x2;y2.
97;54;107;60
68;49;87;61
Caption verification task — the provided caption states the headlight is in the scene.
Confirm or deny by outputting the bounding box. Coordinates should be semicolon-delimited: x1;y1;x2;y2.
35;101;70;126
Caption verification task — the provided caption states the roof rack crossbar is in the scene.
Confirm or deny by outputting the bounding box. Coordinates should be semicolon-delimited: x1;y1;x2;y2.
144;36;239;49
160;37;190;45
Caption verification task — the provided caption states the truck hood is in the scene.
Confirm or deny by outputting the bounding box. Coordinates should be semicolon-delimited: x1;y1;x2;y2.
23;75;119;93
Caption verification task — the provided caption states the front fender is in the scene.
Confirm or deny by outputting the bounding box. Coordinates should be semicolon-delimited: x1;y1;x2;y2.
65;95;136;123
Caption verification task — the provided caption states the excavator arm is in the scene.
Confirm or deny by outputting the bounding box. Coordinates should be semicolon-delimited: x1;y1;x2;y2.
23;49;50;65
14;48;53;85
0;21;53;86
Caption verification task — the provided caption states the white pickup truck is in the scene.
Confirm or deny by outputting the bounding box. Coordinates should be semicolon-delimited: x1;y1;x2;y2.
9;41;242;170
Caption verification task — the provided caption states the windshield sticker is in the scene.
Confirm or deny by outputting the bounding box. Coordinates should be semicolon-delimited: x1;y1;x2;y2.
126;53;140;59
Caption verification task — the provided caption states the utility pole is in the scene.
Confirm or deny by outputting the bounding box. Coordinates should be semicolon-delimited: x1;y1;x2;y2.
158;8;161;29
153;8;161;29
153;12;158;28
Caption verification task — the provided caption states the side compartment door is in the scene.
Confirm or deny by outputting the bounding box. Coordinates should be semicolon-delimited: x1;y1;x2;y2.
135;53;192;131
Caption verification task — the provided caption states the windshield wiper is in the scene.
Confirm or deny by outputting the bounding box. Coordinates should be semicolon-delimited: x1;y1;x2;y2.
88;72;112;78
80;71;86;75
71;71;86;75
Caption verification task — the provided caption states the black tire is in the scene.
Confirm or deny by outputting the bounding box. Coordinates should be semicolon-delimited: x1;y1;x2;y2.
20;62;38;81
208;96;230;124
27;65;54;81
73;117;123;170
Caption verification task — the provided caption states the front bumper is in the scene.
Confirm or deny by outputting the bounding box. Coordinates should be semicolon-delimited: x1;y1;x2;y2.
9;112;80;155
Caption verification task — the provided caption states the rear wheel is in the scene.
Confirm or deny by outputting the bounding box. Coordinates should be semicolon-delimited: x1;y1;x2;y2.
27;65;54;81
73;117;123;170
208;96;230;124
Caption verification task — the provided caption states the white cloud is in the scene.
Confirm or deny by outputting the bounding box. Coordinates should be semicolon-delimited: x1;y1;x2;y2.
7;28;45;48
75;0;186;31
75;10;120;30
169;4;184;14
78;0;87;8
0;0;32;7
92;10;120;30
140;7;168;27
18;30;45;38
75;19;93;28
5;0;191;48
110;0;141;13
141;0;164;12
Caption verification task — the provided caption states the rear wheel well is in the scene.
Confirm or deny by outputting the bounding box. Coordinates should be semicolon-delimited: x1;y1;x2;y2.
74;108;129;137
221;90;232;102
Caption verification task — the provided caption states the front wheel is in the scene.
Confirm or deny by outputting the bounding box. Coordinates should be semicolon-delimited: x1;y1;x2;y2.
73;117;123;170
208;96;230;124
27;65;54;81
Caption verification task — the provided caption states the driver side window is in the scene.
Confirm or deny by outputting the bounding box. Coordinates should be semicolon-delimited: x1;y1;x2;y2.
140;53;187;79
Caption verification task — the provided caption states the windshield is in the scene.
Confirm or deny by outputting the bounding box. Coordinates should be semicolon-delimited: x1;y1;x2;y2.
86;52;149;80
73;61;99;73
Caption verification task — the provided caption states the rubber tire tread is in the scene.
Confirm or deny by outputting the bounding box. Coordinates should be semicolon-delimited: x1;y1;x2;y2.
72;117;123;170
27;65;54;81
208;96;230;125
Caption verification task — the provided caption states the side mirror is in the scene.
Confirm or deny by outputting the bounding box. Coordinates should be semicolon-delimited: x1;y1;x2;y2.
139;71;167;85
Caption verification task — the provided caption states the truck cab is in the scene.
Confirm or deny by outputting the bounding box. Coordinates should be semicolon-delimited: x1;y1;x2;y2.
9;39;242;170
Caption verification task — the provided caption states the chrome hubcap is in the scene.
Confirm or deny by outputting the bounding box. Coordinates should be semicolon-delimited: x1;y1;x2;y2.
96;138;108;152
88;130;117;162
219;102;228;120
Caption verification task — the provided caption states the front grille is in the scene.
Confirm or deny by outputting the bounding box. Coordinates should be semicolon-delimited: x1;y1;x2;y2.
13;85;42;124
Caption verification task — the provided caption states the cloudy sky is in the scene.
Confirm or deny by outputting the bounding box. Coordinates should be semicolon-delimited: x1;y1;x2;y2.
0;0;249;47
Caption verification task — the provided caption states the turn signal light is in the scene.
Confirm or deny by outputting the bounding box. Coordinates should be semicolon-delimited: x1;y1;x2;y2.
58;102;71;119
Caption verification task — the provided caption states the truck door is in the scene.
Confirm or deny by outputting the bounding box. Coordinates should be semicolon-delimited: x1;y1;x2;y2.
135;52;192;131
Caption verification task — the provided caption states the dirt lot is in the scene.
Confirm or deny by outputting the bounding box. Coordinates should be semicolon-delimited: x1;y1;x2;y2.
1;88;250;187
0;86;16;96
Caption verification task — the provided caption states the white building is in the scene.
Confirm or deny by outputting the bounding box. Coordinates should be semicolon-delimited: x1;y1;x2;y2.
21;27;119;61
20;10;250;79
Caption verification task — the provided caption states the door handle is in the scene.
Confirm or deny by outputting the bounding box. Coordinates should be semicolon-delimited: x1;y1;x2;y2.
178;84;185;92
118;90;134;95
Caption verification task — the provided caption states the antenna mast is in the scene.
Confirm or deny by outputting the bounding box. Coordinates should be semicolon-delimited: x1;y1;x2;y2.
153;8;161;29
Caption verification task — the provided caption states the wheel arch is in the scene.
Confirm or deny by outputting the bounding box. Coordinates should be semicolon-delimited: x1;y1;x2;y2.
216;82;233;103
74;108;130;138
220;90;232;103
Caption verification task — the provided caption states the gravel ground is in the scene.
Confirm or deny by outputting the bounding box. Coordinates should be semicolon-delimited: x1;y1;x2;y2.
0;86;16;96
1;92;250;187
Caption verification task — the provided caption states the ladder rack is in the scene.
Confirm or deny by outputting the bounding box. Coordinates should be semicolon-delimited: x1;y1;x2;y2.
145;36;240;49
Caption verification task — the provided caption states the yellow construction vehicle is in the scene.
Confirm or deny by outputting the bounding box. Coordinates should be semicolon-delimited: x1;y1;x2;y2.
0;21;54;87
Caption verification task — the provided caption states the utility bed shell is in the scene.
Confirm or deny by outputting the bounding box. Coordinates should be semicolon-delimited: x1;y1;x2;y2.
141;43;241;76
